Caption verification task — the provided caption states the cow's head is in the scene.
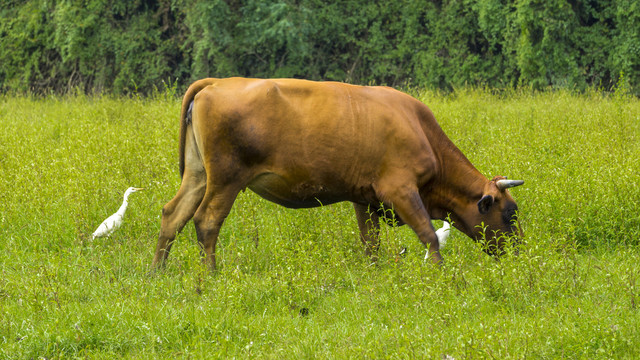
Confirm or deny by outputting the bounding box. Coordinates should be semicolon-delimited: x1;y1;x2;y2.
469;176;524;255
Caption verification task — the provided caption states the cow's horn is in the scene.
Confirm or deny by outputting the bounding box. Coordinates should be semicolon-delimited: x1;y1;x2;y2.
496;179;524;190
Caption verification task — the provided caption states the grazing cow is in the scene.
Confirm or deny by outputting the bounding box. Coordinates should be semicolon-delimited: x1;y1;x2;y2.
153;78;523;270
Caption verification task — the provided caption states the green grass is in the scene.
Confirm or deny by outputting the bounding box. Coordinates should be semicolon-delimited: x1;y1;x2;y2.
1;89;639;358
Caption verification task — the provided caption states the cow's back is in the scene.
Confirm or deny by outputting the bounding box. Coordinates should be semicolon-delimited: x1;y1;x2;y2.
191;78;438;207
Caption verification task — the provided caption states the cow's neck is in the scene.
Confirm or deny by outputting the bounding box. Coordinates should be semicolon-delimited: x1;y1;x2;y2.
425;139;488;238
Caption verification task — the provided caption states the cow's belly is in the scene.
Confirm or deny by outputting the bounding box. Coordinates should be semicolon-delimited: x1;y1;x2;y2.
247;172;347;209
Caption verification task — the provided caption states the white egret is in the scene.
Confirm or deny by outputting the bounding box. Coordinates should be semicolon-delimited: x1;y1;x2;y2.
424;221;451;261
435;221;451;248
91;187;144;240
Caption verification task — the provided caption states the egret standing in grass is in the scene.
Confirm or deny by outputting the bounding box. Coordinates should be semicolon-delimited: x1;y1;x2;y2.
92;187;144;240
435;221;451;249
424;221;451;261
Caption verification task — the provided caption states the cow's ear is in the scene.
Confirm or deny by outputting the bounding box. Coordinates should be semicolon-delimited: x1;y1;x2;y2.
477;195;494;214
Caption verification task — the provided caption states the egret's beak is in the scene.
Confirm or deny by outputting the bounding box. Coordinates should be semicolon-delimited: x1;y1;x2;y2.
134;188;145;191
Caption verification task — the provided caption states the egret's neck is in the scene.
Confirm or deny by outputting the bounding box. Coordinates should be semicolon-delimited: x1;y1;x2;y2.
116;193;131;216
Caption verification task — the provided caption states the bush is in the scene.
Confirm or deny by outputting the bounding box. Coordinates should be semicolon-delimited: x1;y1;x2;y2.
1;0;638;95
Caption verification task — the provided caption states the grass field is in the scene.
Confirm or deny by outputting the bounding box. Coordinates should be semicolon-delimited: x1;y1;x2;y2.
1;88;639;358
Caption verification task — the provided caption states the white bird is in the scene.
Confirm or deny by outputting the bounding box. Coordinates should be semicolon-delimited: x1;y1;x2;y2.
91;187;144;240
436;221;451;249
424;221;451;261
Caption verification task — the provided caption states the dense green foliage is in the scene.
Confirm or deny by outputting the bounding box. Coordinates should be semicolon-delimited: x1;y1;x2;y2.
1;0;639;95
1;90;639;357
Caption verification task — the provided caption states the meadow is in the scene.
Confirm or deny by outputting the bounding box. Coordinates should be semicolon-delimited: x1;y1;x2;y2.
1;88;639;358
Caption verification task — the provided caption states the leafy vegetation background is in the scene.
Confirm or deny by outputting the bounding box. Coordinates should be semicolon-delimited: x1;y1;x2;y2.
1;0;639;95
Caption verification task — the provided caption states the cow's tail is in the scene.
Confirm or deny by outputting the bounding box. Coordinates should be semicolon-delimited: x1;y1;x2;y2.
178;78;217;178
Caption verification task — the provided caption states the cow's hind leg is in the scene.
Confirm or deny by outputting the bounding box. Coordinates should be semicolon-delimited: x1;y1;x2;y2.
353;203;380;258
152;173;205;269
193;184;242;271
153;125;206;269
375;182;441;264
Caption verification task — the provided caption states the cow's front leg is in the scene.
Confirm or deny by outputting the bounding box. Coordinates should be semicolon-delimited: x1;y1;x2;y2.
375;183;441;264
353;203;380;259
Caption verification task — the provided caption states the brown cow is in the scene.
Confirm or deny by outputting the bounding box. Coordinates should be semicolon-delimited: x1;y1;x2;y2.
153;78;523;270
